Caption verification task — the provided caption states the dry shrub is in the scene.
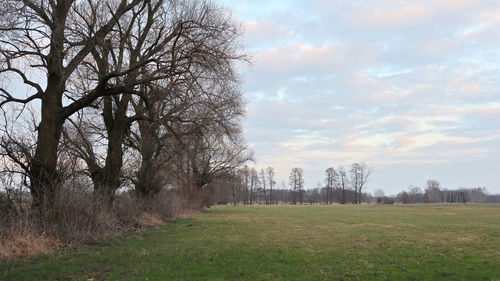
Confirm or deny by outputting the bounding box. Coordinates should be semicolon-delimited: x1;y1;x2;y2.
113;194;143;223
0;185;200;260
0;220;60;261
46;188;105;243
137;213;163;226
149;190;185;219
185;188;215;211
46;188;190;243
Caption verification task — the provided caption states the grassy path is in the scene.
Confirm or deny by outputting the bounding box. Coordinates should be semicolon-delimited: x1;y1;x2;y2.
1;204;500;280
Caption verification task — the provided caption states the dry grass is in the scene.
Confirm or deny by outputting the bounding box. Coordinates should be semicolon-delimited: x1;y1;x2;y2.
0;222;61;261
0;188;204;261
137;213;164;226
0;233;60;261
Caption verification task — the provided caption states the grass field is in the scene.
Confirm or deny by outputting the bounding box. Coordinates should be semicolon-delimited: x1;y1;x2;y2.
1;204;500;280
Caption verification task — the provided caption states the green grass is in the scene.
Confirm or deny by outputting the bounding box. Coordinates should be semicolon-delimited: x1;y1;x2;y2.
1;204;500;281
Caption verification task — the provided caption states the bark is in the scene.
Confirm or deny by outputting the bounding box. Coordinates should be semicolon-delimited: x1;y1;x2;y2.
91;95;131;205
134;120;162;199
29;110;63;213
29;6;67;213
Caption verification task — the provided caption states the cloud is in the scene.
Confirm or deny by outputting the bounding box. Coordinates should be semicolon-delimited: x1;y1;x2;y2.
226;0;500;193
253;42;376;78
355;5;432;28
243;20;293;48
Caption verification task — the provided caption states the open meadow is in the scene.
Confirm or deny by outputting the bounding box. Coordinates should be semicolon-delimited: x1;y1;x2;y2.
1;204;500;280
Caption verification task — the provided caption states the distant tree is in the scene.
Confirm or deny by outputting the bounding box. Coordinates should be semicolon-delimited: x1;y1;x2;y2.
229;171;238;206
279;180;288;204
338;166;349;204
240;166;250;204
468;187;487;203
310;184;321;204
350;162;373;204
373;189;385;198
407;185;424;203
380;197;395;204
259;169;268;204
457;189;468;204
249;168;259;205
425;180;442;203
397;191;411;204
350;164;359;204
289;167;304;205
324;167;338;205
265;167;275;205
374;189;385;204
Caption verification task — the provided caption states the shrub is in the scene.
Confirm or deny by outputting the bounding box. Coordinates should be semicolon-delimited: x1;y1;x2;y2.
0;219;60;261
0;186;196;260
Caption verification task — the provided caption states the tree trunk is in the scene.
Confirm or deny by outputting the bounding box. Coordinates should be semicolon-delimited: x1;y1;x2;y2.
29;115;63;214
250;184;254;205
29;83;64;215
94;119;127;206
135;158;161;199
91;95;130;206
231;181;237;206
134;121;162;200
29;9;67;215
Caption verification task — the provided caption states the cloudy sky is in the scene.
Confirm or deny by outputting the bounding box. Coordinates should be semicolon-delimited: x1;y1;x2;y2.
221;0;500;194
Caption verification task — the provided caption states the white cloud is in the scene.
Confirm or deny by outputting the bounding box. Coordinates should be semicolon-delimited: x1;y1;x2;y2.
228;0;500;193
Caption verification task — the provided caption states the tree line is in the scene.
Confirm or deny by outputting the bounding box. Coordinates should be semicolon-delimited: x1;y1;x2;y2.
212;163;374;205
213;166;500;205
390;180;498;204
0;0;252;233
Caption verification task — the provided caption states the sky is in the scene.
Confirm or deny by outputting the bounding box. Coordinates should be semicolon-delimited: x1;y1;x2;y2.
221;0;500;194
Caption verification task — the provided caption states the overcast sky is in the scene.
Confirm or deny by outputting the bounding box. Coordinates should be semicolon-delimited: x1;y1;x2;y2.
221;0;500;194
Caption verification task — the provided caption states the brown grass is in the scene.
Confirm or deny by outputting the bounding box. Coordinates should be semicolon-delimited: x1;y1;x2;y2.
0;221;61;261
0;188;205;261
137;213;164;226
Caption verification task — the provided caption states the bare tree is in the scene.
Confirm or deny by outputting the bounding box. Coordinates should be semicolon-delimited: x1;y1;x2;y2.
176;107;253;194
249;167;259;205
289;167;304;205
425;180;441;203
324;167;337;205
407;185;423;203
240;166;250;204
0;0;153;213
59;0;247;205
350;162;373;204
259;168;267;204
350;164;360;204
397;191;411;204
0;106;40;212
373;188;385;203
338;166;348;204
265;167;275;205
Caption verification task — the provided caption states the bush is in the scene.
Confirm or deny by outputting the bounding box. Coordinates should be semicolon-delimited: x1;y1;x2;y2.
0;185;198;260
0;219;61;261
148;190;185;219
376;196;395;204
